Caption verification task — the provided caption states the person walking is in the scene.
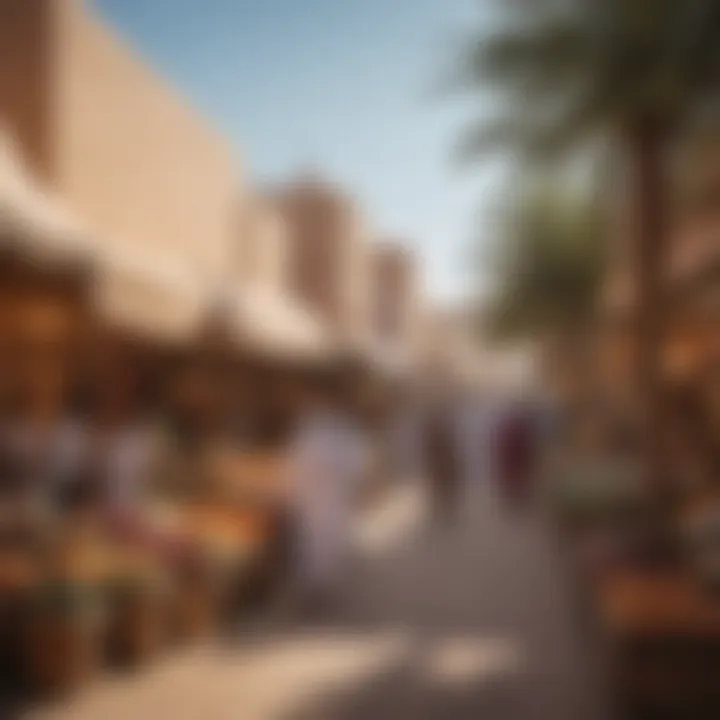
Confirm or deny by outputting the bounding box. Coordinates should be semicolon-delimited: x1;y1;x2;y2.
286;370;368;610
495;400;537;511
425;396;461;522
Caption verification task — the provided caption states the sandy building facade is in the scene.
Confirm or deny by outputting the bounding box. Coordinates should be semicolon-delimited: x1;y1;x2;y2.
278;178;371;348
368;242;421;361
0;0;238;289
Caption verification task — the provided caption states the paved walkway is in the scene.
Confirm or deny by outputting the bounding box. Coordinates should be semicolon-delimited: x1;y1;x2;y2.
29;476;613;720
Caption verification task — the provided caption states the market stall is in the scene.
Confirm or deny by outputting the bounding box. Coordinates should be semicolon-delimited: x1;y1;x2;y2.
0;127;95;424
551;214;720;717
0;130;103;696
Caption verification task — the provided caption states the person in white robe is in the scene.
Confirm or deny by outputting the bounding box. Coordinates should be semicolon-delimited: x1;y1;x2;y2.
101;423;155;516
287;377;368;601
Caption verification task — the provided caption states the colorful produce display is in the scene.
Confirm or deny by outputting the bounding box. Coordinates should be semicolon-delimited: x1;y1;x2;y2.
0;451;289;700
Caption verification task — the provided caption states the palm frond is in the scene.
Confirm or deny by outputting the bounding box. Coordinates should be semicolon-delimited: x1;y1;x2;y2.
452;0;720;163
457;19;591;93
484;182;605;340
453;118;530;163
454;84;613;166
682;0;720;95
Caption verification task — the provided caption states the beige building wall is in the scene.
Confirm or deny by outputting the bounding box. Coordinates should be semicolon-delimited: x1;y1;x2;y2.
279;179;371;345
235;196;288;292
341;210;372;346
0;0;239;286
0;0;54;178
369;242;420;353
54;0;237;281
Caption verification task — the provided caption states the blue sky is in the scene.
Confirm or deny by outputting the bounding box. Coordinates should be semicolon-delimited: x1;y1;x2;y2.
94;0;501;301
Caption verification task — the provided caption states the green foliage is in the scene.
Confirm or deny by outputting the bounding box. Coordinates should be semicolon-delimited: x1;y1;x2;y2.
454;1;720;338
454;0;720;163
486;183;605;339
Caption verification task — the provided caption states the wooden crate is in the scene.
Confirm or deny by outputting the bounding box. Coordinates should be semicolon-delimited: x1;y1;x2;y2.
22;582;105;698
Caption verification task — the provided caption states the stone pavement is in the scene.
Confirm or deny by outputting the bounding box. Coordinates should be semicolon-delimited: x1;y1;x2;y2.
26;477;614;720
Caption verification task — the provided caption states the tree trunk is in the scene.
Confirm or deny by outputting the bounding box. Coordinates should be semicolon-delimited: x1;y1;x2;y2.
626;121;671;494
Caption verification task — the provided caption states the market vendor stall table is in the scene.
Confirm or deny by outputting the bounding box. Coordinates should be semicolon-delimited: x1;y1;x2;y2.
181;501;285;611
199;449;295;602
593;568;720;718
203;449;290;507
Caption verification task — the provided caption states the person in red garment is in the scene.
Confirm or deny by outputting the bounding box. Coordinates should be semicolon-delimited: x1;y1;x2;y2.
495;401;536;510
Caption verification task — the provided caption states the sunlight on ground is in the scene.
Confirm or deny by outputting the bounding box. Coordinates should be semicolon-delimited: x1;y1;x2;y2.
423;637;524;686
221;631;413;717
28;484;540;720
354;481;426;557
29;633;415;720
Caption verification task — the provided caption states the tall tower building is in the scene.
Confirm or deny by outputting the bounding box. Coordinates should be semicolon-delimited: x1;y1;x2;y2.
278;177;371;348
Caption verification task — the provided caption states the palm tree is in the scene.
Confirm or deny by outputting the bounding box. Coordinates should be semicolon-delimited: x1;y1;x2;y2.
485;183;605;405
455;0;720;490
487;184;604;341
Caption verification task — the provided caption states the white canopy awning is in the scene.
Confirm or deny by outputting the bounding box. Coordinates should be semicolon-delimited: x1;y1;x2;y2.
0;128;92;265
92;248;207;344
229;286;332;361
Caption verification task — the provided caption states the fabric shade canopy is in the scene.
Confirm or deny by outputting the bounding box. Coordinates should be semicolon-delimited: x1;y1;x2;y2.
0;128;91;266
229;286;332;361
91;247;207;344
